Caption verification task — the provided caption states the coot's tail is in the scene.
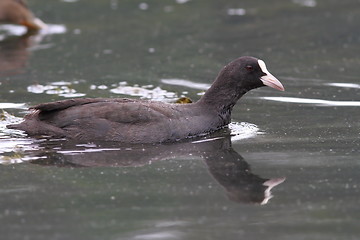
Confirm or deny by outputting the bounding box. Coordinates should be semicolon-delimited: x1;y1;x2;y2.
7;120;66;138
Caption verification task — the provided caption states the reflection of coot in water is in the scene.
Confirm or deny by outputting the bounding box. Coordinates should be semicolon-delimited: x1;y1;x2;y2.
30;131;285;205
203;141;285;204
0;0;46;32
8;57;284;143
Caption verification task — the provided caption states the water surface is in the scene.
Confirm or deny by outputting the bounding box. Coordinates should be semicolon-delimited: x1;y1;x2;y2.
1;0;360;239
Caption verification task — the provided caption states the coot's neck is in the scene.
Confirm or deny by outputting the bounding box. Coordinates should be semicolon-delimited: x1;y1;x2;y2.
196;69;249;114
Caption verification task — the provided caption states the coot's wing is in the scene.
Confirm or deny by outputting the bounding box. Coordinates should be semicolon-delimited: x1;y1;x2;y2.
33;99;181;141
31;98;134;112
31;98;179;128
8;98;178;141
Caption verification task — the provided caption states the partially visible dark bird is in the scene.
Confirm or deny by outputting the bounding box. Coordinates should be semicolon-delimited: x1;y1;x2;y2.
0;0;46;31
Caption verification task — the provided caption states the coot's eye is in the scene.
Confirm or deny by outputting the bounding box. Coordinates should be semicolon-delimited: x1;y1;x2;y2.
245;65;253;71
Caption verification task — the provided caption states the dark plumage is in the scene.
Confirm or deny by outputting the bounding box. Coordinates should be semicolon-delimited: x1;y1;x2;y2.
7;56;284;143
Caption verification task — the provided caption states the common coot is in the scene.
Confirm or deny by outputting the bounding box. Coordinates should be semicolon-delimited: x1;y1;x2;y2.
7;56;284;143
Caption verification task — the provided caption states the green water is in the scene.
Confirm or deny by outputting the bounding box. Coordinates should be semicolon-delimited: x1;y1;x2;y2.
1;0;360;239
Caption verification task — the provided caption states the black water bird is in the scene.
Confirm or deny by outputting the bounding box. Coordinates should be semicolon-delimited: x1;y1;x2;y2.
7;56;284;143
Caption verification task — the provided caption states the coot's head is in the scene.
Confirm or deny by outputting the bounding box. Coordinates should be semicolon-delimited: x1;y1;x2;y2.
224;56;284;91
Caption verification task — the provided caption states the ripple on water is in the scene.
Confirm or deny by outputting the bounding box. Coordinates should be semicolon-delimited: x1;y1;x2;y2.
229;122;264;141
326;82;360;89
292;0;317;7
0;103;27;109
0;112;44;164
192;122;263;143
261;97;360;107
110;82;188;102
27;81;86;98
26;78;201;101
133;231;183;240
0;24;66;41
161;78;211;90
